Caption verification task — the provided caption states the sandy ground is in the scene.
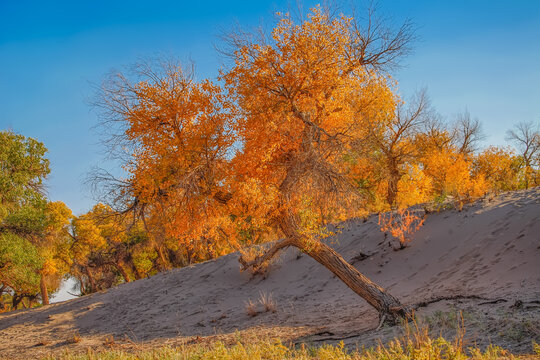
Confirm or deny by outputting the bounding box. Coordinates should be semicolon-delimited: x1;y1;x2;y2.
1;188;539;358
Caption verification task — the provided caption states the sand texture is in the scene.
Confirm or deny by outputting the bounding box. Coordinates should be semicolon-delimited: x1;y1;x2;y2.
1;188;539;358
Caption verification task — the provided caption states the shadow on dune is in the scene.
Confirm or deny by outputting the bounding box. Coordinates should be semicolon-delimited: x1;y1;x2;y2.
0;189;539;356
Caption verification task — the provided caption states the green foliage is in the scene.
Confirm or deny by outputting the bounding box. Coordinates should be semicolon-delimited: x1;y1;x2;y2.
0;130;73;308
0;131;49;216
0;130;50;235
0;232;43;292
0;131;51;301
3;200;49;234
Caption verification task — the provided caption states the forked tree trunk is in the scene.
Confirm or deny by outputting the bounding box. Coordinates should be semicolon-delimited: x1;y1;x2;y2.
238;146;410;324
40;274;49;305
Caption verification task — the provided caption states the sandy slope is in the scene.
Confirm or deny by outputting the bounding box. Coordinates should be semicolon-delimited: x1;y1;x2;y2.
1;189;539;358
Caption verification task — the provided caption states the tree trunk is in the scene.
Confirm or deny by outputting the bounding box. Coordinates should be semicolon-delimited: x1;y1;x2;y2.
387;160;400;207
114;262;131;282
132;264;143;280
155;245;169;271
40;274;49;305
239;155;409;324
28;294;38;308
0;285;5;311
292;238;408;323
240;234;409;324
12;293;23;310
84;266;97;293
240;209;409;324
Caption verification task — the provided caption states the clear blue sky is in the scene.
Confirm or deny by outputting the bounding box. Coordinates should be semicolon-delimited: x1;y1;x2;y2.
1;0;539;215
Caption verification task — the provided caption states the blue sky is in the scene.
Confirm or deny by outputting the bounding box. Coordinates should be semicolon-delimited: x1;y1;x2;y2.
1;0;539;215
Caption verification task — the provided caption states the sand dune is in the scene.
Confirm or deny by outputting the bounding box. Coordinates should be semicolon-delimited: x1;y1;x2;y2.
1;188;539;358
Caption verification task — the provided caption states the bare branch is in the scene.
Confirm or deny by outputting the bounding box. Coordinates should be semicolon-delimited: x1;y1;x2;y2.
506;121;540;168
453;109;485;156
349;1;417;72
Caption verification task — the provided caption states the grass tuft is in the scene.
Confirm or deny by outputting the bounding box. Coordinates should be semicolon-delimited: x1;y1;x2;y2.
245;299;259;317
259;291;277;313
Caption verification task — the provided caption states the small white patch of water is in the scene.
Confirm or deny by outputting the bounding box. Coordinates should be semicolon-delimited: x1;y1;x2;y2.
50;277;79;303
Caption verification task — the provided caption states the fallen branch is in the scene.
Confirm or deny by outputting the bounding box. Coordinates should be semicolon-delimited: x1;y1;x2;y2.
414;294;508;309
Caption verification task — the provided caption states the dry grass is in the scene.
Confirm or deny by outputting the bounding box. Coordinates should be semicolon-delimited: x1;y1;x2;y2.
245;291;277;317
41;333;539;360
66;332;81;344
38;321;540;359
103;335;116;348
245;299;259;317
35;339;52;347
259;291;277;313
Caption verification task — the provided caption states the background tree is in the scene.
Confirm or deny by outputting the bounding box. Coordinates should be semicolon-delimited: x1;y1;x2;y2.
358;89;430;207
411;114;489;206
92;59;241;277
506;121;540;188
452;109;485;157
0;131;72;309
473;146;521;193
36;201;73;305
69;203;160;294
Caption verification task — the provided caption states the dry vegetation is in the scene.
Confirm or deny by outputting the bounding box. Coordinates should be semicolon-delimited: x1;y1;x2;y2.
41;324;540;360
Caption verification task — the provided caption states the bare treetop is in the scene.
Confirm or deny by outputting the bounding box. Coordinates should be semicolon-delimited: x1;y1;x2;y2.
506;121;540;168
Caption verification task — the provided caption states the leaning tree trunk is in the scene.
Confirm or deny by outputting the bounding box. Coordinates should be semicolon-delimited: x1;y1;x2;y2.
40;274;49;305
238;136;410;324
240;228;410;325
291;238;408;324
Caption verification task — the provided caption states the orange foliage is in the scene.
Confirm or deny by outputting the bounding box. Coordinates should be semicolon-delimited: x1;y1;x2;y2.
396;164;433;209
224;7;396;237
94;5;526;275
474;146;521;192
422;148;488;205
378;209;425;248
116;64;241;257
